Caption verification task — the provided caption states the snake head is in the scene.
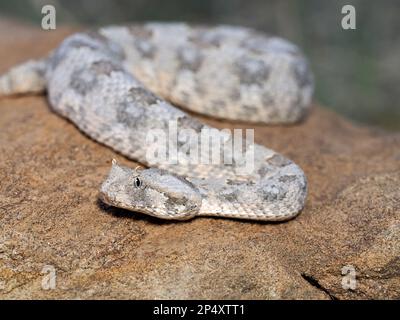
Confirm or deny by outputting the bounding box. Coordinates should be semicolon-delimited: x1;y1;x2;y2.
99;161;202;220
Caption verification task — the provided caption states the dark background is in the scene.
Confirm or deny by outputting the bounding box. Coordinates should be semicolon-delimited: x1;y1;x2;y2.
1;0;399;130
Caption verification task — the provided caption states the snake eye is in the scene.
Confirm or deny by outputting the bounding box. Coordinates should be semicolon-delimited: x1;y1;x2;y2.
134;177;143;189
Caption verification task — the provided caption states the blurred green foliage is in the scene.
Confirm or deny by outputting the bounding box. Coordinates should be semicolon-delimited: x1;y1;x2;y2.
1;0;399;130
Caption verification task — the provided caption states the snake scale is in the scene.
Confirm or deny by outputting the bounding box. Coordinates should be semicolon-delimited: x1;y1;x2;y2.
0;23;314;221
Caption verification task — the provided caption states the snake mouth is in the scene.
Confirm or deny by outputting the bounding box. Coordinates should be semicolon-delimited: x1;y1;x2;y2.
98;189;113;206
98;188;140;213
98;190;195;220
98;190;120;207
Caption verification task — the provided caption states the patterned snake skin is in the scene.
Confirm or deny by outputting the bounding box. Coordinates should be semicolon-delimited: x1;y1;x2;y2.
0;23;314;221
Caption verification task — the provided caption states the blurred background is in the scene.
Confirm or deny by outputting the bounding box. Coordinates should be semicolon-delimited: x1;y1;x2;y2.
0;0;399;130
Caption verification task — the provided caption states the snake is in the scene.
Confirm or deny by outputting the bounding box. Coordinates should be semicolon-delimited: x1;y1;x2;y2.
0;23;313;221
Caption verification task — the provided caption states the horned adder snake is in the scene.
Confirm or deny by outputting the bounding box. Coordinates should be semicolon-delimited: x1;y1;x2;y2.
0;23;314;221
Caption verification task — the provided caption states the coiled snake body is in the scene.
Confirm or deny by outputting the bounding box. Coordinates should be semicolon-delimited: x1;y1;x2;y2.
0;23;313;221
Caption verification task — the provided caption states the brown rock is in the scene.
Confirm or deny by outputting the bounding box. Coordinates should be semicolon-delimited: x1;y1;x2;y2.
0;20;399;299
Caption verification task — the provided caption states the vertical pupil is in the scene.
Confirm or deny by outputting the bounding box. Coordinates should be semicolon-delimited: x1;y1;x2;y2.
135;178;141;188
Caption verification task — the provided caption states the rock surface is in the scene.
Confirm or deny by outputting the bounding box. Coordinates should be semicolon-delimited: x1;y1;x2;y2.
0;20;399;300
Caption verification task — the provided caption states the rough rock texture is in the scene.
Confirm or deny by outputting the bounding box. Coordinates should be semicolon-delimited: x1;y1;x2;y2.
0;20;399;300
